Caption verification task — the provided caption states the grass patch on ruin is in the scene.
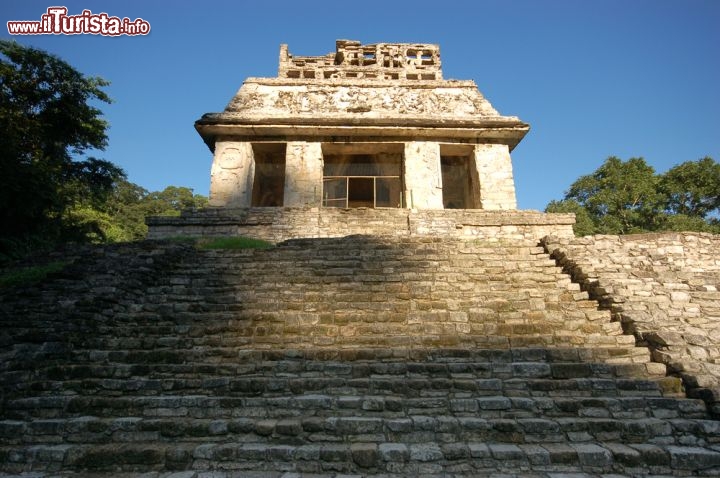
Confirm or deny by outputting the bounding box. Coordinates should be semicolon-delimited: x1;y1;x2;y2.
196;237;274;250
0;261;70;288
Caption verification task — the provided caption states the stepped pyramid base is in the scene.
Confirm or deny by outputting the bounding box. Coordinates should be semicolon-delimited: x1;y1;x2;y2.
1;234;719;476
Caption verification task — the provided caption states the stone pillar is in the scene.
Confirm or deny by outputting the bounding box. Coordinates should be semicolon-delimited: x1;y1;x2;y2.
473;144;517;210
209;141;255;207
284;142;323;207
403;142;443;209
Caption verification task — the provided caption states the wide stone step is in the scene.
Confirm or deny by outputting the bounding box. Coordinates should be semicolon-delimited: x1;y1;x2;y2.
3;351;664;394
2;414;719;447
164;270;576;286
5;329;634;360
2;341;651;378
2;310;619;338
36;357;673;377
3;441;720;475
3;393;710;421
4;374;683;400
62;331;633;350
0;350;673;390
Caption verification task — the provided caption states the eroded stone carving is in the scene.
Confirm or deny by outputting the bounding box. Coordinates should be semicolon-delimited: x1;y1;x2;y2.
226;84;499;118
278;40;442;81
209;142;254;207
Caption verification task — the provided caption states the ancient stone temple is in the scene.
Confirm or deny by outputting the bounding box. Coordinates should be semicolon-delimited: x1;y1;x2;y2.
147;40;573;241
200;39;527;210
4;39;720;478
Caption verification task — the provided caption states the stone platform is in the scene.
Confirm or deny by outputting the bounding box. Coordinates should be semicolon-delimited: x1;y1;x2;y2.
146;208;575;243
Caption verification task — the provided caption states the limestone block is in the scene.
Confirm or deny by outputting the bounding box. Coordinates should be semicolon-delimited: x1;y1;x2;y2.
473;144;517;210
209;141;255;207
284;142;323;206
404;142;443;209
379;443;409;462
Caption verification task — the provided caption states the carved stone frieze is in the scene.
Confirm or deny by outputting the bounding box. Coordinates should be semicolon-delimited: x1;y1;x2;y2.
225;83;500;118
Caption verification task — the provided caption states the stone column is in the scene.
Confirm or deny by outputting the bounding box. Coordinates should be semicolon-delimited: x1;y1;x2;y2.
473;144;517;210
284;142;323;207
403;142;443;209
209;141;255;207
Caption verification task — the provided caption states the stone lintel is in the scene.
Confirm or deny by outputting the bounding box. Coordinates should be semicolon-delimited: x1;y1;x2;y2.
195;122;529;153
198;114;527;129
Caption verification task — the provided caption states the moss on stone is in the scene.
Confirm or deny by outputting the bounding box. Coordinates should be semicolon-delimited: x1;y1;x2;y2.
0;260;69;288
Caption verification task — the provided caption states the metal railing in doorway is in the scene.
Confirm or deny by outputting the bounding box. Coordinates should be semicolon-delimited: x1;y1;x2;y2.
322;176;401;208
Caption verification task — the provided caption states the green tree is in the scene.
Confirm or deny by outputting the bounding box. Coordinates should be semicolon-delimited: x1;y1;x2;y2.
659;157;720;218
563;157;661;234
142;186;208;217
545;199;596;236
91;182;208;242
101;180;151;242
658;213;719;233
546;156;720;236
0;40;124;256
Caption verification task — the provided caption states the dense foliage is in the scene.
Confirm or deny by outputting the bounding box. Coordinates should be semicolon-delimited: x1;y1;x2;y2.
0;41;206;262
61;181;207;245
0;39;121;254
546;156;720;236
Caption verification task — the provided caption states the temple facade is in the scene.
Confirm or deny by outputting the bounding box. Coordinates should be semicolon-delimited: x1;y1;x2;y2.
196;40;529;211
147;40;575;242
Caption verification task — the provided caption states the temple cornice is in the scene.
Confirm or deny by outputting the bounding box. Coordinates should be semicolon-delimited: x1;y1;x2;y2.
195;117;529;152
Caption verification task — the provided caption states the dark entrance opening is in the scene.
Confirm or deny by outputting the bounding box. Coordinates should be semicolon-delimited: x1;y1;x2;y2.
251;143;286;207
348;177;374;208
440;145;479;209
321;144;403;208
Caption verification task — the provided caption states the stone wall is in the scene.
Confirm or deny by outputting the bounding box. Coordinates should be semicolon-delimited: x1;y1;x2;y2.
147;208;576;243
542;232;720;412
404;142;443;209
474;144;517;210
208;141;254;207
283;142;323;207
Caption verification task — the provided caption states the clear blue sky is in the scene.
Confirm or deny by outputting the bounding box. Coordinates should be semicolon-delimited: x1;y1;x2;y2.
2;0;719;211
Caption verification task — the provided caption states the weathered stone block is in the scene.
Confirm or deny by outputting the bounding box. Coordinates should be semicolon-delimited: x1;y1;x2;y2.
571;443;612;467
409;443;443;462
379;443;409;462
320;444;351;462
668;446;720;469
350;443;379;468
488;443;524;461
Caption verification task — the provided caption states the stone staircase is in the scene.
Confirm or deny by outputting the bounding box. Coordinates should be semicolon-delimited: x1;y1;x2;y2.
1;236;719;477
542;233;720;415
